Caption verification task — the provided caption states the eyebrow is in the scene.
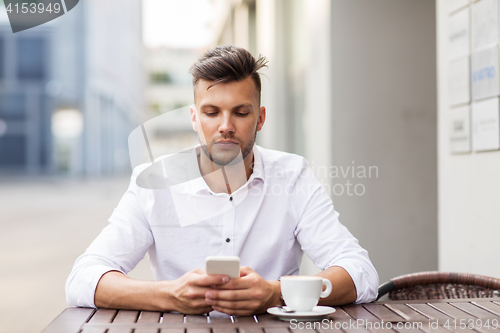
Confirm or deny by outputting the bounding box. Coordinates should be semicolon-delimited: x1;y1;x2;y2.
200;103;254;111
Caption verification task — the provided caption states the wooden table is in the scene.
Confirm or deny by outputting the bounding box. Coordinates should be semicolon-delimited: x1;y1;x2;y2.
41;298;500;333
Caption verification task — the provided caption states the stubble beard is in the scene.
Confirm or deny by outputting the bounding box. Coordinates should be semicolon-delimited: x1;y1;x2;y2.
200;126;258;166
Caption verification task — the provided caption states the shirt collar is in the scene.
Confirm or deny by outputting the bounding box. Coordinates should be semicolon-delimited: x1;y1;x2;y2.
249;144;264;181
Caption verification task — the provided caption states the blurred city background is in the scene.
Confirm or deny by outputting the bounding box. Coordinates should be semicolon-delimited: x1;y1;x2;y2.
1;0;499;332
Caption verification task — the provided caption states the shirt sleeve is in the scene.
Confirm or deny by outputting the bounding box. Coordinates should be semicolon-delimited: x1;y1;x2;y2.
292;159;379;304
65;171;154;308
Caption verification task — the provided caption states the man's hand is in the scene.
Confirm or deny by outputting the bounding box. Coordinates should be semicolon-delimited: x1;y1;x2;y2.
165;268;230;314
95;269;230;314
204;266;281;316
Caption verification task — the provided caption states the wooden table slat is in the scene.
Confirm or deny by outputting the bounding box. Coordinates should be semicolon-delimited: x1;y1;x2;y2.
391;327;424;333
406;304;452;320
263;328;290;333
106;327;134;333
340;326;371;333
255;314;279;323
162;313;185;323
363;303;406;322
384;304;430;322
238;328;264;333
187;328;211;333
428;303;476;319
234;315;259;323
213;328;238;333
474;328;500;333
185;314;209;323
134;328;161;333
42;307;96;333
329;306;353;320
113;310;140;323
473;301;500;316
160;329;186;333
290;329;317;333
80;328;108;333
450;302;500;318
107;310;139;333
88;308;117;323
419;326;452;333
342;304;380;321
209;311;233;323
365;323;410;333
210;317;233;323
317;326;344;333
137;311;162;323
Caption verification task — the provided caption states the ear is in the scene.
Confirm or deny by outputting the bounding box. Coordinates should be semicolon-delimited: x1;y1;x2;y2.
257;106;266;132
190;105;198;132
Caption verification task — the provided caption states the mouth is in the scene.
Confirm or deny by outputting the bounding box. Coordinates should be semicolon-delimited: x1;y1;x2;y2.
213;140;238;149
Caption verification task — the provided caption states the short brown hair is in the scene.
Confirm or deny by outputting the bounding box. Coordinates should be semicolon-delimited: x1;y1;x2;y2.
189;45;268;103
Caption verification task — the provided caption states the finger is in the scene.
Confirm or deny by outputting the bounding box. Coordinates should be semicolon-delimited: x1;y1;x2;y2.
206;288;256;302
195;274;230;287
210;278;249;290
239;266;253;276
212;271;258;290
193;268;206;274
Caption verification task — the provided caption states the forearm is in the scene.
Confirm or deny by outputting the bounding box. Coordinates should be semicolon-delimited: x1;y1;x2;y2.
95;271;173;311
316;266;357;306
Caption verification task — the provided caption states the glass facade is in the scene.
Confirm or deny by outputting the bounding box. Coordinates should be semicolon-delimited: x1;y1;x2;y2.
0;136;26;166
16;37;45;81
0;93;26;121
0;36;4;79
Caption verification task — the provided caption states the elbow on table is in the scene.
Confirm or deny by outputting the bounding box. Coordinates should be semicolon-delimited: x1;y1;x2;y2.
355;266;379;304
65;271;97;308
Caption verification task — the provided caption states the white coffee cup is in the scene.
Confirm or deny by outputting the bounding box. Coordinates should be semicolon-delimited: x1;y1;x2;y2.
280;276;333;312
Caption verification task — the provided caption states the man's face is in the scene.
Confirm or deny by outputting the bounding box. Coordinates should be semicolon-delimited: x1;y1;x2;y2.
190;77;266;166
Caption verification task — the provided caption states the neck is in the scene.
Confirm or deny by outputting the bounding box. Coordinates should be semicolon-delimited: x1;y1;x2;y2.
198;148;254;194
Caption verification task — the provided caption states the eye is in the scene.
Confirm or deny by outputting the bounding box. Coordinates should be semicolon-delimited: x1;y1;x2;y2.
205;111;218;117
237;112;249;117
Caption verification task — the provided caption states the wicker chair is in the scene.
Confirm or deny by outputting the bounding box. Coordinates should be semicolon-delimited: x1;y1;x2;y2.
377;271;500;301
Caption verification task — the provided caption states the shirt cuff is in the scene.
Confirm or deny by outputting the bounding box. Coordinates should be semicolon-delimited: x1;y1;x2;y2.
328;259;379;304
68;265;125;308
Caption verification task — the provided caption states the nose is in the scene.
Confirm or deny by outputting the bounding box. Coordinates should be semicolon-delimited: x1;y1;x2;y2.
218;112;235;134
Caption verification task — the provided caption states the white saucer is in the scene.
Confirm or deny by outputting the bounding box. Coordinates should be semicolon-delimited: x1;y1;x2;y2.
267;306;336;321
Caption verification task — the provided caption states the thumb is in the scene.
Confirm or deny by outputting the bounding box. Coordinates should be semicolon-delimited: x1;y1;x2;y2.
239;266;253;277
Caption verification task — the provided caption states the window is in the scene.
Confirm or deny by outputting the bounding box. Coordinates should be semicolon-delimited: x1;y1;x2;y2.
150;72;172;85
17;37;46;80
0;93;26;120
0;135;26;166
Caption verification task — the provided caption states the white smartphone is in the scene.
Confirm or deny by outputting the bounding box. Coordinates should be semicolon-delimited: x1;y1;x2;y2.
205;256;240;279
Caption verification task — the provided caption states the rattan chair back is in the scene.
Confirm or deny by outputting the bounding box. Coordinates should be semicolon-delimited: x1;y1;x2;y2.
377;271;500;300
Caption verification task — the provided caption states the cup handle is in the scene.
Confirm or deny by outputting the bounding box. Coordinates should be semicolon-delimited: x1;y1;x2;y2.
320;278;333;298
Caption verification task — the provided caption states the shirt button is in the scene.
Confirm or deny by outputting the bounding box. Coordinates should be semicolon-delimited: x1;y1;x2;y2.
226;238;231;243
229;197;233;201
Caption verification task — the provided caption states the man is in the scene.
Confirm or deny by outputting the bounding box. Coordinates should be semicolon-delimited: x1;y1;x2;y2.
66;45;378;315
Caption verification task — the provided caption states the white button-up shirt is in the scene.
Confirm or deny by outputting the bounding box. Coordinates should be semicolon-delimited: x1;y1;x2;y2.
66;145;379;307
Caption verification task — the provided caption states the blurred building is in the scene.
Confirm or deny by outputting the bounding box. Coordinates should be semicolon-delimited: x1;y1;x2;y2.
0;0;143;176
142;47;199;157
211;0;438;283
437;0;500;279
145;47;197;117
0;23;53;174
